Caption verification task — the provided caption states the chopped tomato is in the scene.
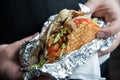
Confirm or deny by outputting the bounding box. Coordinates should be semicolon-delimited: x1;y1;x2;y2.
49;43;59;51
73;18;91;25
47;48;62;63
48;51;58;58
47;51;57;62
49;48;61;57
74;19;80;25
48;43;61;58
47;54;57;63
56;48;62;56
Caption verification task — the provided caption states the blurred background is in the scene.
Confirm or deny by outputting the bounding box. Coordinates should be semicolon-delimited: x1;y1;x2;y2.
1;0;86;44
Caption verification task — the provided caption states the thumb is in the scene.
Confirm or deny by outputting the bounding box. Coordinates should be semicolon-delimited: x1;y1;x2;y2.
7;32;39;60
85;0;101;13
11;32;39;49
97;20;120;38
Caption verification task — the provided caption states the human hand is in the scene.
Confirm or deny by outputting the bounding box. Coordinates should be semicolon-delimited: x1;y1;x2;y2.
98;32;120;56
85;0;120;38
0;33;39;80
85;0;120;56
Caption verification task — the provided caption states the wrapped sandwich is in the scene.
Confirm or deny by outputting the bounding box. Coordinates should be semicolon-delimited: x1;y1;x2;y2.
25;9;100;68
45;9;100;63
19;4;114;80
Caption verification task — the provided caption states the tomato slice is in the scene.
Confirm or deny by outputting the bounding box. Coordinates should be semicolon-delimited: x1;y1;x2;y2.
73;18;91;25
74;19;80;25
51;43;59;51
47;48;62;63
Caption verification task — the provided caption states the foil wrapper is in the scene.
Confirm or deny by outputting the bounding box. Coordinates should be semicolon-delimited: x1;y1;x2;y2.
19;3;115;80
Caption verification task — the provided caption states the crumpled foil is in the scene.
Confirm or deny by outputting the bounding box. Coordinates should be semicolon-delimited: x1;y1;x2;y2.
19;3;115;80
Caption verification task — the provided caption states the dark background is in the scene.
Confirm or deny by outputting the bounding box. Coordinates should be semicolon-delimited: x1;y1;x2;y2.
1;0;86;44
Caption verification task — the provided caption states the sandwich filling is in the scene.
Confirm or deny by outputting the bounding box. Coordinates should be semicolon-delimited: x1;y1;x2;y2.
45;9;100;63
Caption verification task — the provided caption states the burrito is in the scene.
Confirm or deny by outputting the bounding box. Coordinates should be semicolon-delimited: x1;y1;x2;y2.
25;9;100;68
19;4;115;80
36;9;100;64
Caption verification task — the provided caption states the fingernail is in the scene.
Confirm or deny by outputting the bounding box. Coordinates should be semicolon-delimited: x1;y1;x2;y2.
97;31;106;38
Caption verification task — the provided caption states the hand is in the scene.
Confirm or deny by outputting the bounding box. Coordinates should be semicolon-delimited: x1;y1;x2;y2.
98;32;120;56
0;33;39;80
85;0;120;56
85;0;120;38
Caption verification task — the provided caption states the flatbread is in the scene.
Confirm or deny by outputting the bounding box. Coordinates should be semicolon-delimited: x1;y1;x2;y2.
66;21;100;53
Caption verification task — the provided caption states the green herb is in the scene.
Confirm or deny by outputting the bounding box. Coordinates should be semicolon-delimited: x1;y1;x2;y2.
63;28;67;34
61;43;66;48
60;29;64;37
39;58;48;67
31;64;40;68
60;28;67;37
59;43;66;58
52;32;61;44
59;48;65;59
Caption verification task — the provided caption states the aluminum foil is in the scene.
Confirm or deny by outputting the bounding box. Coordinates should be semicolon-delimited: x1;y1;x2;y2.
19;3;115;80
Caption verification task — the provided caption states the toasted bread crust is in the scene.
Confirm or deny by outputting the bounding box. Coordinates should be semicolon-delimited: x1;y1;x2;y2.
66;21;100;53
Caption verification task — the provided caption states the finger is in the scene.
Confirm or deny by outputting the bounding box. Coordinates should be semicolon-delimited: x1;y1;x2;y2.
109;20;120;35
98;50;109;56
0;60;23;80
10;32;39;50
92;9;109;18
6;32;39;60
0;44;8;60
85;0;101;13
97;27;112;39
15;32;39;48
97;20;120;38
